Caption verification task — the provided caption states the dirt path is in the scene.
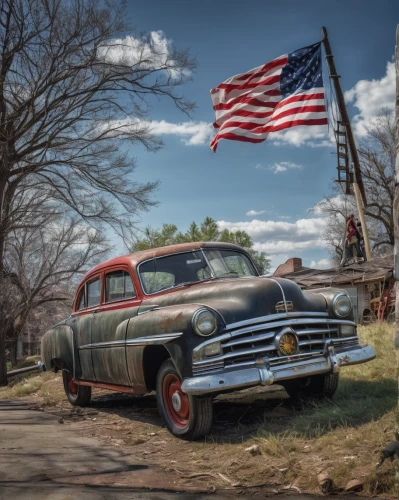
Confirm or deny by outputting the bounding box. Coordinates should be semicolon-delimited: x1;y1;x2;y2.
0;399;216;499
0;398;380;499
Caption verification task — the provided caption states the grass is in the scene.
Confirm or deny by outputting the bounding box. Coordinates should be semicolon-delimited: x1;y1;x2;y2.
0;371;65;403
0;323;397;496
252;323;398;495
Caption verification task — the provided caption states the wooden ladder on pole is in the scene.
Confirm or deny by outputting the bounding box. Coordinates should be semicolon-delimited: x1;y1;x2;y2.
322;27;372;261
335;121;353;195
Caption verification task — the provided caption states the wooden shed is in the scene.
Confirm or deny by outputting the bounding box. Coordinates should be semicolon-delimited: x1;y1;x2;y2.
274;257;395;323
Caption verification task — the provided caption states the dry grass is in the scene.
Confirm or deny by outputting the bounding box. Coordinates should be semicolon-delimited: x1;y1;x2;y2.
251;323;397;495
0;323;397;496
0;371;65;404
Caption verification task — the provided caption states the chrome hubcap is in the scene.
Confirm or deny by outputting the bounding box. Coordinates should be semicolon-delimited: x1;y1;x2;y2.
172;391;181;411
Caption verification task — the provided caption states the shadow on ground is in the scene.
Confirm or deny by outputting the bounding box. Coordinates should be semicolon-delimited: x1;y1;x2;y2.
86;377;396;443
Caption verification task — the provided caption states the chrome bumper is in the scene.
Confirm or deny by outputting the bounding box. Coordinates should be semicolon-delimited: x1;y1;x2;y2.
181;344;376;396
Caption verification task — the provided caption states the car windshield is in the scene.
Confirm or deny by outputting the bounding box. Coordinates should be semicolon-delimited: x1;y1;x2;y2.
138;249;258;294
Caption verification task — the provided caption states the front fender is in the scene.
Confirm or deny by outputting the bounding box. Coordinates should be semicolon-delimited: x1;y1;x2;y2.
304;287;355;321
41;324;76;376
126;304;224;379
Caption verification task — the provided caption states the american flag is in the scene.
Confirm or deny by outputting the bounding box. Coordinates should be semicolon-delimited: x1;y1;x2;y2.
210;42;328;152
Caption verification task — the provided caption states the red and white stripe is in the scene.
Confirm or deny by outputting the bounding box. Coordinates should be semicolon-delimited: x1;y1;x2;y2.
210;56;328;152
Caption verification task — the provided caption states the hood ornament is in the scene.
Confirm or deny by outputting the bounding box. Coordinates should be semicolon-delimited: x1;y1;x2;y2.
275;300;294;313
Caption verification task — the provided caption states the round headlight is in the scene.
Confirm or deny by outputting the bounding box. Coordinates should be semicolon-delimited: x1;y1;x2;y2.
192;308;217;336
333;293;352;317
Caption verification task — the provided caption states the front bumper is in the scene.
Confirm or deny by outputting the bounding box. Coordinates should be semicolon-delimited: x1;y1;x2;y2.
181;343;376;396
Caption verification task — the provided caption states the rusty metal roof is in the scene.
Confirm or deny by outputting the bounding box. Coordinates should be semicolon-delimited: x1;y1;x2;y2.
275;256;393;289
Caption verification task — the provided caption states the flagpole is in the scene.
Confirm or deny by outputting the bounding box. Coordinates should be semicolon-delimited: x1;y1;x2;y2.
321;27;372;262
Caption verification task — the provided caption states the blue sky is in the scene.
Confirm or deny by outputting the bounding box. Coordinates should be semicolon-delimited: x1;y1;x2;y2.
114;0;398;271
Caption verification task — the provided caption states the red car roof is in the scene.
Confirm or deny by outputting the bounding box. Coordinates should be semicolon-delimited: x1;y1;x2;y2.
81;241;247;280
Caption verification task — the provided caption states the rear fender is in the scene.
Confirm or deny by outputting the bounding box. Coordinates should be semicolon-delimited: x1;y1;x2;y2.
41;325;78;377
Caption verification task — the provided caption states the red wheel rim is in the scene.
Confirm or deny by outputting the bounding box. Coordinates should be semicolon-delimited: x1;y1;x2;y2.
162;373;190;428
66;372;78;397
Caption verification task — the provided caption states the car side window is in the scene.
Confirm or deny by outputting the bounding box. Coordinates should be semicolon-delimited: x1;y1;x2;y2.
87;278;101;307
105;270;136;303
77;287;85;310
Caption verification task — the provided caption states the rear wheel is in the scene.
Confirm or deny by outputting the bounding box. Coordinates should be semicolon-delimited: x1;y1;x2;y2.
62;370;91;406
156;359;213;440
283;373;339;401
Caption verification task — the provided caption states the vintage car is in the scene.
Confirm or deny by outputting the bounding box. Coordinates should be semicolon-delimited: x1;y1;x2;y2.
41;242;376;439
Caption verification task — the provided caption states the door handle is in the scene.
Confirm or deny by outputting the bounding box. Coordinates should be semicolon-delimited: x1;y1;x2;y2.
93;308;102;314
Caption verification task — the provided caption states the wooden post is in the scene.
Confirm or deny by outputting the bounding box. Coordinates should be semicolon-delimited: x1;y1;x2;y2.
394;24;399;495
321;27;372;261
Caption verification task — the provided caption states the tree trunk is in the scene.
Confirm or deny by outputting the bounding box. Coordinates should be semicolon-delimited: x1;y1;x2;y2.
10;340;17;368
0;327;7;386
0;176;10;385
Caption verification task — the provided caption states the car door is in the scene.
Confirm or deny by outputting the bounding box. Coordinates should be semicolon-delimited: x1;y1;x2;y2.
91;267;141;385
71;275;101;381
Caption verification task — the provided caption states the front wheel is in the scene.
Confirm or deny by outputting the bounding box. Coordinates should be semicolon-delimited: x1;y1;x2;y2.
282;373;339;401
62;370;91;406
156;359;213;440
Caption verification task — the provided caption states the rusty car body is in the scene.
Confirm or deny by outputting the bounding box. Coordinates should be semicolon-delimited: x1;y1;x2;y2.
41;242;376;439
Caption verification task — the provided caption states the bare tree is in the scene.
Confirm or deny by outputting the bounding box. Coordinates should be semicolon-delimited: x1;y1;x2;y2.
3;211;109;368
312;110;396;261
0;0;196;384
359;110;395;249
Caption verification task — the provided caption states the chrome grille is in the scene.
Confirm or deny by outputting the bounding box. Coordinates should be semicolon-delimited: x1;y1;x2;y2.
192;314;358;375
222;320;342;368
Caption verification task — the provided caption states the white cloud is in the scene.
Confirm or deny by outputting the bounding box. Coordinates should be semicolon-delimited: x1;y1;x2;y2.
256;162;303;174
254;239;327;254
246;209;265;216
100;117;213;146
217;216;333;273
309;258;331;269
98;31;190;79
217;217;329;256
150;120;213;145
271;124;333;148
269;161;302;174
271;163;287;173
281;162;302;168
310;195;346;215
344;61;395;136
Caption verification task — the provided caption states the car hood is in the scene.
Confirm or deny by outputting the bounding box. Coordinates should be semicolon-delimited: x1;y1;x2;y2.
142;277;327;326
